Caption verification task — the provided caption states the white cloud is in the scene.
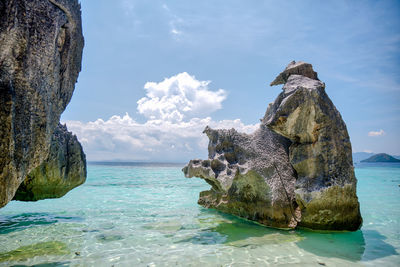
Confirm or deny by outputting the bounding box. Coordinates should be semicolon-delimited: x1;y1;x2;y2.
368;129;386;137
137;72;227;122
65;113;258;162
65;72;258;162
363;149;373;153
161;3;184;38
171;28;182;35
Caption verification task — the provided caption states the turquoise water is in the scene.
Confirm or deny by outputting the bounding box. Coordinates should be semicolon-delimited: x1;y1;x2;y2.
0;163;399;266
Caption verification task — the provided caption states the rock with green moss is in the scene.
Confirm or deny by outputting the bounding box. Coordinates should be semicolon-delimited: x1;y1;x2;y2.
0;0;84;207
264;61;362;231
184;61;362;231
13;124;86;201
183;126;299;229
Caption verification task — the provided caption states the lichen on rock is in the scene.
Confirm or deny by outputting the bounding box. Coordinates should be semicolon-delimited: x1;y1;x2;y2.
184;61;362;231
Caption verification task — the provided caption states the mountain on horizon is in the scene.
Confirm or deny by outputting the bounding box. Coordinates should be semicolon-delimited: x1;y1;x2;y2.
352;152;400;163
361;153;400;163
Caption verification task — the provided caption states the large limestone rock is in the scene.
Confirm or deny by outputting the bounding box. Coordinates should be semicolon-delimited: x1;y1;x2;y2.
13;124;86;201
0;0;84;207
184;61;362;231
264;68;362;231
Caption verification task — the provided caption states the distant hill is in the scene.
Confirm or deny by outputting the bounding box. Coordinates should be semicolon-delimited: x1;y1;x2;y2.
352;152;375;163
361;153;400;163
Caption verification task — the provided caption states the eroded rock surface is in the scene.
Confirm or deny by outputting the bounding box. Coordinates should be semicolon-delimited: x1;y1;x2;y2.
184;127;300;229
265;71;362;230
184;61;362;231
270;61;318;86
0;0;84;207
13;124;86;201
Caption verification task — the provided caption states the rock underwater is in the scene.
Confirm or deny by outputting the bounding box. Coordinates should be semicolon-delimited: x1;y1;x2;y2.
0;0;85;207
183;61;362;231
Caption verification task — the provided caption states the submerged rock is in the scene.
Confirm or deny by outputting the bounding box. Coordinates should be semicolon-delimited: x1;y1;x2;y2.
0;241;69;263
0;0;85;207
13;124;86;201
184;61;362;231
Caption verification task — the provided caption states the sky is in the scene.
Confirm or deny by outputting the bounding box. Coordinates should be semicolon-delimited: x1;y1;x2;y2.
62;0;400;162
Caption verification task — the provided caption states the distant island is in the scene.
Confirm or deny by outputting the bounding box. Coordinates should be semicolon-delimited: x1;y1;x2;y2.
361;153;400;163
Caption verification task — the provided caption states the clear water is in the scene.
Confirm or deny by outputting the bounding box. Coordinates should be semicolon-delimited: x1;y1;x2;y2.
0;163;399;266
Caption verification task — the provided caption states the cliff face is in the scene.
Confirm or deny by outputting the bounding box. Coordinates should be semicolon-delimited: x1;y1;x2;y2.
184;61;362;231
0;0;85;207
13;123;86;201
264;65;362;230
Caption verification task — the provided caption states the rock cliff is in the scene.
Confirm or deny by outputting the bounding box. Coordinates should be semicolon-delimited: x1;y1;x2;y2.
0;0;85;207
184;61;362;231
13;124;86;201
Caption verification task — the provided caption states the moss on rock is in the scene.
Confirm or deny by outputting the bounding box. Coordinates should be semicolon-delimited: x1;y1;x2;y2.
296;185;362;231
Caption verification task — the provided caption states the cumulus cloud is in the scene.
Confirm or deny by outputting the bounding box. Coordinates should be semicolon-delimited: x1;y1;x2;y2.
65;72;259;162
137;72;227;122
65;113;258;162
368;129;386;137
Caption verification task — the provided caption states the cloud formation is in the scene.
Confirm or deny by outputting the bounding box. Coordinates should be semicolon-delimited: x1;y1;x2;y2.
368;129;386;137
65;113;258;162
137;72;227;122
64;71;258;162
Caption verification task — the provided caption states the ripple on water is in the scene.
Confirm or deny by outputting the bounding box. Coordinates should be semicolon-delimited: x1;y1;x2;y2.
0;164;398;266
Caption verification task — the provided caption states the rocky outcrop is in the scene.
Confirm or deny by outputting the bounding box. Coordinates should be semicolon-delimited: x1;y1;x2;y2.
270;61;319;86
184;126;299;229
184;61;362;231
13;124;86;201
0;0;84;207
265;70;362;230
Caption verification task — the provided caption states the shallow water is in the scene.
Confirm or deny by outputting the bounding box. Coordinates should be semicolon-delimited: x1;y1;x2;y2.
0;163;399;266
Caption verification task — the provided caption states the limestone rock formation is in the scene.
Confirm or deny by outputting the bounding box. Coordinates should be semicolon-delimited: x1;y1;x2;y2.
0;0;84;207
265;70;362;230
184;126;299;229
270;61;319;86
13;124;86;201
184;61;362;231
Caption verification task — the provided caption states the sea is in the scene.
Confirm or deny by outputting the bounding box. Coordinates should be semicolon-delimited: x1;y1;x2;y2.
0;162;399;266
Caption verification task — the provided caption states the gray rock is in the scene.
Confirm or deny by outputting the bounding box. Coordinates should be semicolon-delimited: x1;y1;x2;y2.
184;61;362;231
270;61;319;86
265;64;362;231
13;123;86;201
0;0;84;207
183;126;300;229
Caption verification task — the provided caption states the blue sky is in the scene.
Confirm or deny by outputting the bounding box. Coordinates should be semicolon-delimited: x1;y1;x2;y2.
62;0;400;161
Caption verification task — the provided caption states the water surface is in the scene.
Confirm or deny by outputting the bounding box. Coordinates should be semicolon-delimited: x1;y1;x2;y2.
0;163;399;266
